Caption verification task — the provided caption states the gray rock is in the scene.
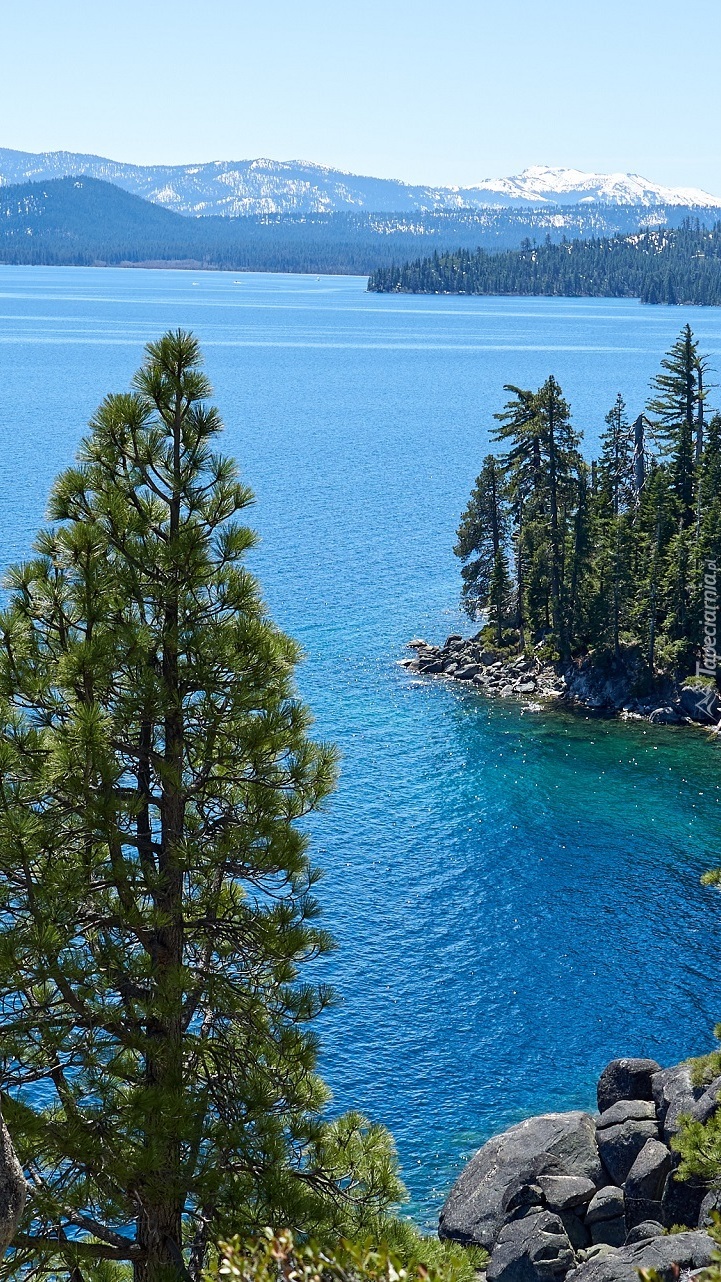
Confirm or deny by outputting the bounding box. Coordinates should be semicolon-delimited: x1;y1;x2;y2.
595;1107;658;1186
539;1176;597;1212
565;1230;715;1282
582;1245;618;1262
597;1059;661;1114
649;706;685;725
562;1211;591;1251
624;1198;663;1232
440;1112;602;1247
486;1211;576;1282
0;1113;24;1248
652;1064;721;1141
586;1188;625;1225
590;1220;626;1249
699;1188;721;1227
455;664;480;680
597;1100;656;1129
623;1221;665;1245
418;659;444;674
661;1171;707;1230
624;1139;672;1202
680;685;720;724
504;1184;546;1217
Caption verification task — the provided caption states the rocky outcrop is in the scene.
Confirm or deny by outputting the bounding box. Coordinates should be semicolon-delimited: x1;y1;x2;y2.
402;637;721;731
565;1231;715;1282
438;1112;601;1248
439;1057;721;1282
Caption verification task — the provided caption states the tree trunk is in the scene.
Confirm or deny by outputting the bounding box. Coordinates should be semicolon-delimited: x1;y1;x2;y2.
136;394;186;1282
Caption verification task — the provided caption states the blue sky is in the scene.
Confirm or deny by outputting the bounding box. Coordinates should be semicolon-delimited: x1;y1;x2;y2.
3;0;721;192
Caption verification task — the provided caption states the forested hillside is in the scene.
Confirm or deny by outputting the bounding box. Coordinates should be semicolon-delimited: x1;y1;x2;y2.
0;176;714;275
368;222;721;304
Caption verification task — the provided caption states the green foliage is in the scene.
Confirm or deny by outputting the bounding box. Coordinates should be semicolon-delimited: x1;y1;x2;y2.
0;331;404;1282
368;221;721;306
452;327;721;680
207;1228;486;1282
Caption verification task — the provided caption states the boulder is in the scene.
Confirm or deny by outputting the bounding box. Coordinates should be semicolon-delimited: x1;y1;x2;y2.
439;1112;602;1247
486;1210;576;1282
680;685;720;724
590;1220;626;1249
0;1112;24;1249
699;1187;721;1227
597;1059;661;1114
624;1139;672;1202
661;1171;708;1230
586;1189;626;1247
652;1064;721;1140
418;659;444;674
455;664;480;680
623;1221;664;1245
538;1175;597;1212
649;706;686;725
596;1102;657;1186
586;1188;625;1225
565;1229;715;1282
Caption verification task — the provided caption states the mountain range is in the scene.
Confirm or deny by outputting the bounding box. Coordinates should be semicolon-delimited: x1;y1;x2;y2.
0;149;718;216
5;175;703;275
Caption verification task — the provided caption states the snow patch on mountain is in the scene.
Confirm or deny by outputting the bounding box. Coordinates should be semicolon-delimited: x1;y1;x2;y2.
0;149;718;216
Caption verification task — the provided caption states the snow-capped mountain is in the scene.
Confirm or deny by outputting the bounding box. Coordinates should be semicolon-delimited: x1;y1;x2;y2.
0;149;717;216
467;165;721;208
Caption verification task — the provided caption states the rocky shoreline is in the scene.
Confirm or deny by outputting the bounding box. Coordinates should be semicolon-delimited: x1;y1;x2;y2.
401;636;721;731
439;1056;721;1282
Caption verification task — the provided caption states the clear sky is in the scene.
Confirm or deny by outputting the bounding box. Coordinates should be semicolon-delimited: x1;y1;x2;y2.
3;0;721;193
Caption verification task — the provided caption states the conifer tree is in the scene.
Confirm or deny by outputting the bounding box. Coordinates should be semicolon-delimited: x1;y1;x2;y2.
533;377;581;660
454;455;509;640
598;394;634;516
0;332;403;1282
646;324;709;524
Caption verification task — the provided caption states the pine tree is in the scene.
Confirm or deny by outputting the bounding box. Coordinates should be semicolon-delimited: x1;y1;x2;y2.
646;324;710;525
534;377;581;660
0;332;403;1282
598;394;634;516
454;455;509;640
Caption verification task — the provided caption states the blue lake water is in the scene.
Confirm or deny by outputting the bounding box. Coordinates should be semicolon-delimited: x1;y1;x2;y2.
1;266;721;1227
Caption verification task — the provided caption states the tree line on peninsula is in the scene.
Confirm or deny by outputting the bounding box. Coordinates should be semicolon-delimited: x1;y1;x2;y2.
368;222;721;306
454;324;721;676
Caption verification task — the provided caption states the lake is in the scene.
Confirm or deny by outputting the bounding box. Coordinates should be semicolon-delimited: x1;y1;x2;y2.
1;266;721;1227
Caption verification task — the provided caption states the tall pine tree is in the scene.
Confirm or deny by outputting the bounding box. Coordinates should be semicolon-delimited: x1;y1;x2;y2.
0;333;403;1282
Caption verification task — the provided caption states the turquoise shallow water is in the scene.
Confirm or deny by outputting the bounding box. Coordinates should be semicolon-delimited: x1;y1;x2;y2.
1;267;721;1226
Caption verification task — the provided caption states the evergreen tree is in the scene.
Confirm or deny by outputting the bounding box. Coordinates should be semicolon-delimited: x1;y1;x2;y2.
454;456;509;640
534;377;581;660
0;333;403;1282
646;324;710;524
598;394;634;516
